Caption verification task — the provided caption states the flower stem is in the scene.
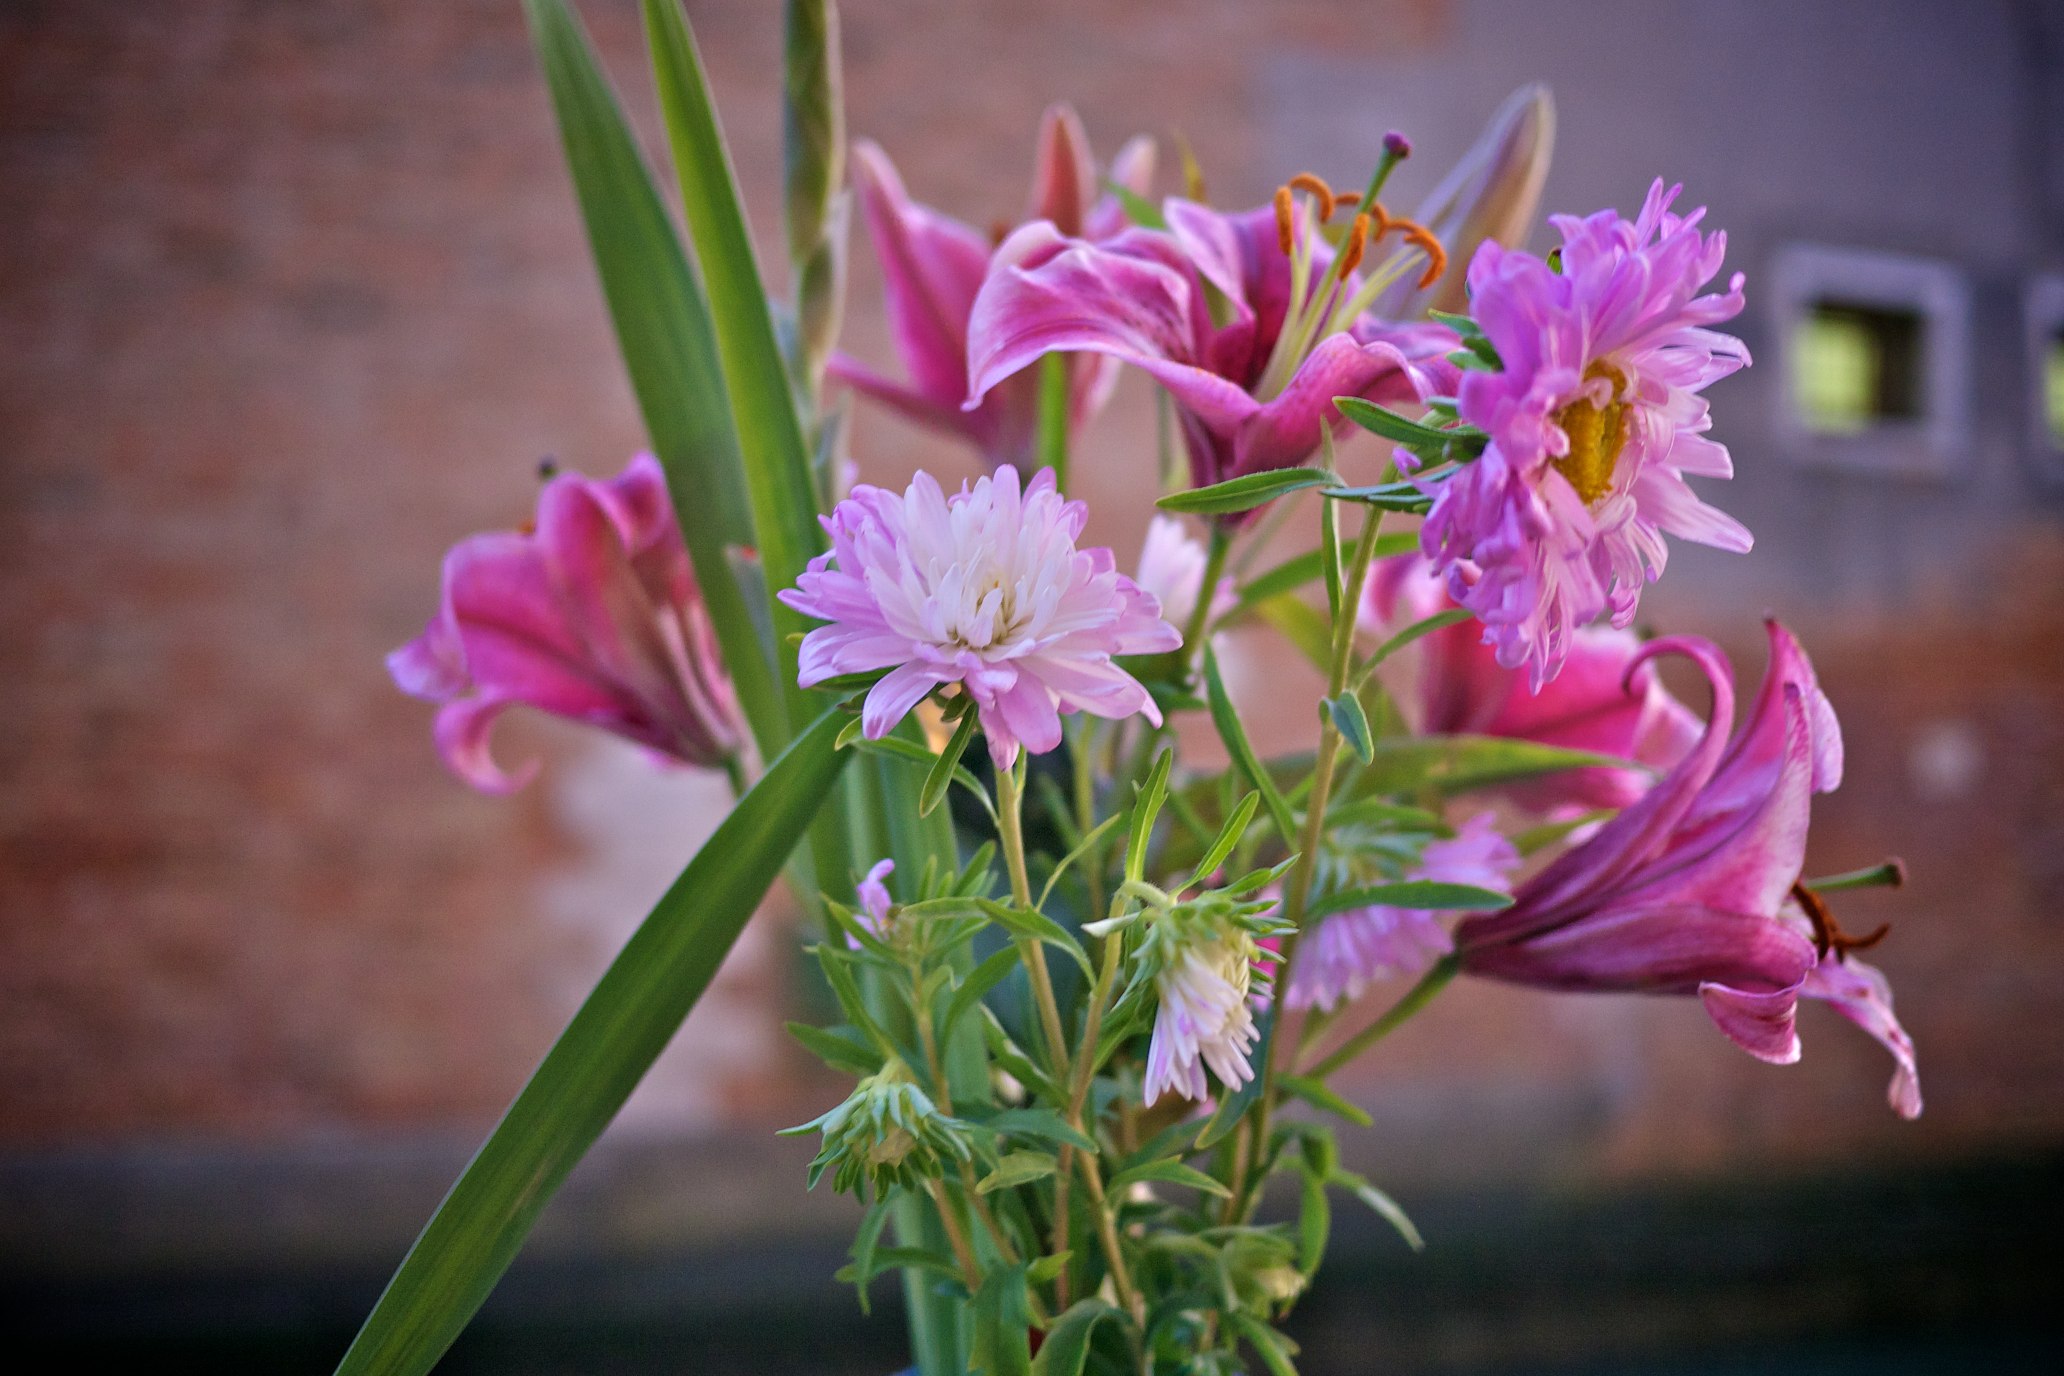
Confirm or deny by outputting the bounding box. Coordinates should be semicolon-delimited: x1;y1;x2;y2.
1231;501;1386;1221
997;759;1068;1069
1180;524;1232;673
924;1177;983;1293
1303;955;1458;1079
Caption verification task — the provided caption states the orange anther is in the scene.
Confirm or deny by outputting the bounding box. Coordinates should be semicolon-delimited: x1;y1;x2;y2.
1273;185;1295;254
1399;219;1448;288
1335;212;1371;276
1286;172;1338;220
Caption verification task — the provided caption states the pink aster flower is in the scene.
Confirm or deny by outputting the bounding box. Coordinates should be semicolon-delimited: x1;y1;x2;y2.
829;105;1152;466
1286;813;1520;1013
1421;180;1752;687
845;859;896;949
965;186;1455;500
387;454;743;793
778;465;1180;770
1134;515;1234;635
1452;622;1920;1118
1363;555;1699;813
1143;926;1263;1106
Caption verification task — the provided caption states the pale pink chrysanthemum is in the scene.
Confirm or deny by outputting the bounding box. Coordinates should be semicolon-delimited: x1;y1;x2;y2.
1421;180;1751;687
1287;813;1520;1012
1143;930;1262;1106
779;465;1180;770
1133;515;1235;635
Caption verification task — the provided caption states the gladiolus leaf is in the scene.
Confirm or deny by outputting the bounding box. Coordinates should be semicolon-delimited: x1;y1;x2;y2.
333;710;849;1376
519;0;780;754
1157;467;1339;515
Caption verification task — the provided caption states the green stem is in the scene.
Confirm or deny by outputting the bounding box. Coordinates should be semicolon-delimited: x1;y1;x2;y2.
1035;352;1070;491
1231;502;1386;1221
1304;955;1457;1080
1180;524;1232;668
997;761;1068;1069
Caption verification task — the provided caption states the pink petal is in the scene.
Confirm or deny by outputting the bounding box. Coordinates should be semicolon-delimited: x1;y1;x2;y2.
1803;955;1922;1118
432;696;538;795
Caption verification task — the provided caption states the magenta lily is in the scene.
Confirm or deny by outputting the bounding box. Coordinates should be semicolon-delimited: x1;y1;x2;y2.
829;105;1152;467
1453;622;1920;1117
387;454;743;793
965;192;1455;497
1364;554;1699;813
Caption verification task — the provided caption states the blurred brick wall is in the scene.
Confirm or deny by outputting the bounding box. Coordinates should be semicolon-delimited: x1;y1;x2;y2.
2;0;2060;1194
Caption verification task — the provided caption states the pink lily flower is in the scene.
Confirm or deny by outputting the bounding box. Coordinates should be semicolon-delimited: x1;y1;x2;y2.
1453;622;1920;1118
387;454;743;793
965;186;1455;498
829;105;1152;466
1363;555;1699;813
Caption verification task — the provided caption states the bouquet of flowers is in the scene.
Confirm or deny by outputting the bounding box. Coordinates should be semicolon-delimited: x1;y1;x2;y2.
348;4;1919;1373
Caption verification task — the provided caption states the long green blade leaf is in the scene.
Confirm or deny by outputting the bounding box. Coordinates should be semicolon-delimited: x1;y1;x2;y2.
522;0;780;754
334;711;850;1376
641;0;824;718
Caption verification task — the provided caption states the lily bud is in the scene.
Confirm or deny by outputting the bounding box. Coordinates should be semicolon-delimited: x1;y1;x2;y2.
1027;102;1097;237
1384;83;1555;318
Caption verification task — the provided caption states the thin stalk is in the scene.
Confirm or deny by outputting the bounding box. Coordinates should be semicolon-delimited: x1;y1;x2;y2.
1077;1150;1142;1322
924;1177;982;1293
997;761;1068;1069
1035;352;1070;491
1071;718;1105;923
1048;898;1128;1311
1304;955;1458;1079
1230;502;1386;1221
1179;524;1232;671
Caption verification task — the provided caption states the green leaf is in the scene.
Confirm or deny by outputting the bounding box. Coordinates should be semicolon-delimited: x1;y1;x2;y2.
973;1264;1035;1376
1325;693;1374;764
1036;811;1125;910
980;901;1094;979
943;946;1022;1039
977;1107;1098;1154
1157;467;1337;515
1124;746;1175;883
784;1021;885;1076
1031;1299;1123;1376
1298;1170;1331;1273
1227;1314;1302;1376
923;710;982;818
1333;1168;1424;1250
1307;880;1511;918
1183;791;1259;892
1103;177;1166;229
1333;395;1454;447
1277;1073;1373;1128
1360;607;1474;677
1323;797;1445;833
978;1150;1060;1193
333;710;848;1376
521;0;779;754
1360;735;1639;795
846;1195;893;1313
1106;1157;1232;1198
642;0;823;722
1320;480;1433;513
1202;648;1298;849
836;1244;964;1285
780;0;842;264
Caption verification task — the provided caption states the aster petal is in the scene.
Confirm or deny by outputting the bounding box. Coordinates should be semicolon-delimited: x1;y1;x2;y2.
862;662;947;740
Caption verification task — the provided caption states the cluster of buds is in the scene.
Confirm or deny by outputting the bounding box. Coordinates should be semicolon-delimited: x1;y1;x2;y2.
781;1057;975;1200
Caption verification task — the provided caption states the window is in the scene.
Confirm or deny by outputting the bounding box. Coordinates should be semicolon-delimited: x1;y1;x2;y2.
1772;245;1969;477
2024;275;2064;484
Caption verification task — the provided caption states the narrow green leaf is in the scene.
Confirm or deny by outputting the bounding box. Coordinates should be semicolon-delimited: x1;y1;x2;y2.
972;1263;1035;1376
785;1021;885;1076
1333;394;1454;447
1183;791;1259;892
1036;811;1125;910
1124;747;1175;883
976;1108;1098;1155
1105;1157;1232;1199
836;1244;963;1284
941;947;1020;1040
1031;1299;1123;1376
1202;648;1297;848
978;1150;1059;1193
1323;797;1445;832
521;0;779;753
1103;177;1166;229
334;711;848;1376
846;1196;893;1313
1277;1073;1373;1128
1157;467;1336;515
1333;1168;1424;1250
642;0;823;721
1320;481;1434;513
1307;880;1511;918
1361;607;1474;677
923;710;982;818
1325;693;1374;764
1227;1314;1302;1376
1360;735;1638;795
1298;1170;1331;1273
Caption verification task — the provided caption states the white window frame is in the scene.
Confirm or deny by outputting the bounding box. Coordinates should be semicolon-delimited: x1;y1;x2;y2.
1770;244;1969;478
2023;274;2064;485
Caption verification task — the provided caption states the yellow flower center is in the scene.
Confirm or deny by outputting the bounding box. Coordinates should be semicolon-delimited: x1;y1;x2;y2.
1550;362;1630;506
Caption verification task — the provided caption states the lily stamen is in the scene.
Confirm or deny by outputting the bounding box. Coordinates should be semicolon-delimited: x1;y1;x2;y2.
1335;212;1372;277
1273;186;1296;254
1793;881;1892;962
1286;172;1339;220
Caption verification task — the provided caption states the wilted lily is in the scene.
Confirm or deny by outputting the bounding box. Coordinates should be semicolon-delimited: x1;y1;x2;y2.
1364;554;1698;813
1453;622;1920;1117
829;105;1152;466
387;454;743;792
